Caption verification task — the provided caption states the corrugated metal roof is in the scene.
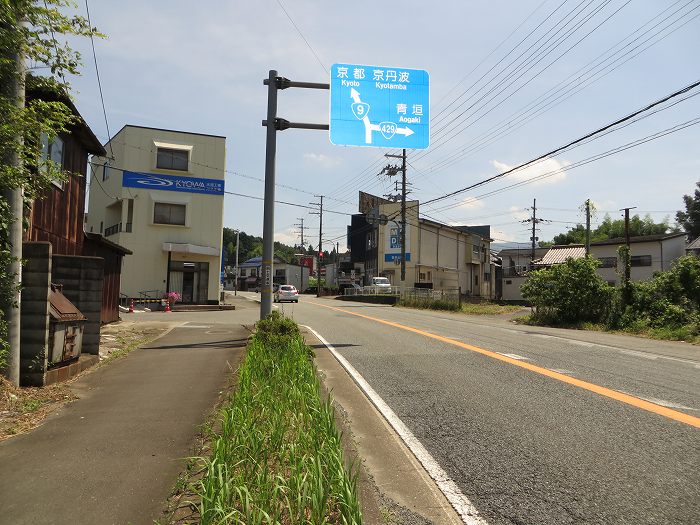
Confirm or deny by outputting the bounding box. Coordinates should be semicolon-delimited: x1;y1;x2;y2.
537;245;586;266
49;285;87;322
687;237;700;250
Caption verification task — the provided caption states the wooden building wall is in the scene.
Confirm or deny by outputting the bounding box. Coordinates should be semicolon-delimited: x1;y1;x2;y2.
26;132;88;256
83;237;125;324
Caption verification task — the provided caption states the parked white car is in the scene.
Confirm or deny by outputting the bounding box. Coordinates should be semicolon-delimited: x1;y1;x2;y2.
370;276;392;293
274;285;299;303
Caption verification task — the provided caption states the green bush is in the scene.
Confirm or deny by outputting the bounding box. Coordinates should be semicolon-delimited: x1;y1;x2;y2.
521;256;613;325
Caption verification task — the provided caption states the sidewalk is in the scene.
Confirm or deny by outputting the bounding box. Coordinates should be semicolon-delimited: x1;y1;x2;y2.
0;321;249;525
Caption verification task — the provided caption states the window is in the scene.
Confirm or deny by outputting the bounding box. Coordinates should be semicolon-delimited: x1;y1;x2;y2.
474;275;479;286
505;280;513;285
598;257;617;268
102;161;110;181
419;272;426;281
631;255;652;267
156;147;188;171
239;269;246;277
472;244;481;256
40;133;65;189
154;202;186;225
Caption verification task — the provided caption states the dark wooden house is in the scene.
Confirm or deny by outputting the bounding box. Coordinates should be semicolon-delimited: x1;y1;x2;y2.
23;81;130;324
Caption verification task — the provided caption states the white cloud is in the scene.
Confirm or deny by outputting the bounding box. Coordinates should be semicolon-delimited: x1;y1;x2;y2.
454;197;486;211
492;229;518;242
303;153;342;169
509;205;530;221
491;156;569;186
275;228;298;246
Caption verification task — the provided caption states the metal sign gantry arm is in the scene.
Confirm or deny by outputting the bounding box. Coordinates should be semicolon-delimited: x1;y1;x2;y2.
260;70;329;319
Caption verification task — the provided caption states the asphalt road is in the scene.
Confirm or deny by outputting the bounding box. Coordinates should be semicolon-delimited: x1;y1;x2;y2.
264;293;700;525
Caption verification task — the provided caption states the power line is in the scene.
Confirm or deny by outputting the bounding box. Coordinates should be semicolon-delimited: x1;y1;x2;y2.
83;0;114;160
417;0;630;163
427;115;700;215
423;79;700;207
414;0;700;176
275;0;327;74
86;161;352;216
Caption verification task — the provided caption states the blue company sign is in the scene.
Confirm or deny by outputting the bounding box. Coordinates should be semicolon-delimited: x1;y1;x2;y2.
330;63;429;149
122;171;225;196
385;253;411;263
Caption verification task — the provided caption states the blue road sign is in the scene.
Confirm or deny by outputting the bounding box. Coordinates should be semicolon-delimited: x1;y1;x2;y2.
330;63;429;149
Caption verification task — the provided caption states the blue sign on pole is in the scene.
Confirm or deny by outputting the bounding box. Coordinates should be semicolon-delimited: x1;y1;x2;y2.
330;63;429;149
122;171;225;196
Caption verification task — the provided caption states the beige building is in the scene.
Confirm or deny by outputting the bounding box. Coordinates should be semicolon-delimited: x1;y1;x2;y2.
359;199;494;297
591;233;687;285
86;125;226;304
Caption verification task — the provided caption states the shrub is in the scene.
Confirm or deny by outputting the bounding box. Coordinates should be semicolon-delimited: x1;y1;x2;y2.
521;256;613;325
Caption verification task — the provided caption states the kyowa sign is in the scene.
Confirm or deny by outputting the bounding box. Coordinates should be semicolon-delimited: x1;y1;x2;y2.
122;171;224;196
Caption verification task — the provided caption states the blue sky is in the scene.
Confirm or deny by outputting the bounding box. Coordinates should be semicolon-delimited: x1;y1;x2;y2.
66;0;700;249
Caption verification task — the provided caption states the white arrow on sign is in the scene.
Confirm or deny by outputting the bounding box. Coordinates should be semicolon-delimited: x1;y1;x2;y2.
395;127;414;137
350;88;382;144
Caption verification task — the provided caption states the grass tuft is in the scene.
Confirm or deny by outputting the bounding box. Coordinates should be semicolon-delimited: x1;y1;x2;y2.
195;312;362;524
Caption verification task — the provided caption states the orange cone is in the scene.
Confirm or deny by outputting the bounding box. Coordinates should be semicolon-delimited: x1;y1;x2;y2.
164;300;171;313
128;299;134;313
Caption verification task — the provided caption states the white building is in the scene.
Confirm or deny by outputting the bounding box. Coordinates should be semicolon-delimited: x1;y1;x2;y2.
86;125;226;304
499;233;688;301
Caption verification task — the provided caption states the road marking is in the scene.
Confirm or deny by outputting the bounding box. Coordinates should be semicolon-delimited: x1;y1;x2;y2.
181;324;212;329
549;369;574;375
620;349;658;360
310;303;700;429
497;352;528;361
504;329;700;366
617;391;697;411
304;325;488;525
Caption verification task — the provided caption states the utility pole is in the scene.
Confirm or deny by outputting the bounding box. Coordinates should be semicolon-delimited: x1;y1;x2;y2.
293;217;308;250
585;199;591;256
521;199;548;267
310;195;324;297
619;206;637;305
234;229;240;296
2;26;26;385
382;150;409;287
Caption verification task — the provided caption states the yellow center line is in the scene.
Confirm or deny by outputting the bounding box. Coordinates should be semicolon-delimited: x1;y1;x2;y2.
311;301;700;429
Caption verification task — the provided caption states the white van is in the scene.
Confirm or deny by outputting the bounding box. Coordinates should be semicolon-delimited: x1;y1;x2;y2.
370;276;392;293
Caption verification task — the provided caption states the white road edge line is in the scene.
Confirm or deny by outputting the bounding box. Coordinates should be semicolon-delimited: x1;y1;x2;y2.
304;325;488;525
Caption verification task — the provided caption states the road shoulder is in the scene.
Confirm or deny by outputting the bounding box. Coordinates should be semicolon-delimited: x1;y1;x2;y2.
304;327;464;525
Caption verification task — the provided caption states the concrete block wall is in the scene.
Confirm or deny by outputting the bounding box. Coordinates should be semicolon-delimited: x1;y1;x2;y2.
20;242;51;386
52;255;104;356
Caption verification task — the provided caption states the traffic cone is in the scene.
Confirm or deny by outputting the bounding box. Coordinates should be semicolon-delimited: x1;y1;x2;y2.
164;300;171;313
128;299;134;313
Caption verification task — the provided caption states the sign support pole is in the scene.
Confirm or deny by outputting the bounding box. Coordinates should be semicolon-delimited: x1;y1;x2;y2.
260;71;329;320
261;70;279;319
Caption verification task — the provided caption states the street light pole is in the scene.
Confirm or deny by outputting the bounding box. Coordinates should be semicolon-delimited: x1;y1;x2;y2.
234;229;240;296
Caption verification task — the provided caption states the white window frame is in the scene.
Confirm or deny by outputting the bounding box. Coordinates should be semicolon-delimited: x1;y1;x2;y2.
150;192;191;228
40;132;65;190
153;141;193;173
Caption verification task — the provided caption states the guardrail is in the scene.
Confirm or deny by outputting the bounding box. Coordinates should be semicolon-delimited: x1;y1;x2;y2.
343;286;461;302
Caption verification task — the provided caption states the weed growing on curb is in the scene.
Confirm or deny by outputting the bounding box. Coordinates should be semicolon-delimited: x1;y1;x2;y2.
196;312;362;524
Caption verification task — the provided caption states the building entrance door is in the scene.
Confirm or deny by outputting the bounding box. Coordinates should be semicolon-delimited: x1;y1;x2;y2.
182;272;194;303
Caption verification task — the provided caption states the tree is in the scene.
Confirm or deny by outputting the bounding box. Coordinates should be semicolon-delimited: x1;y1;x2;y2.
676;180;700;239
544;214;672;246
1;1;100;380
521;257;613;324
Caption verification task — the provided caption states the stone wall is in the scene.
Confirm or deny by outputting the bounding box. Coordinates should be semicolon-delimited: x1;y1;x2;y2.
52;255;104;356
20;242;51;386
